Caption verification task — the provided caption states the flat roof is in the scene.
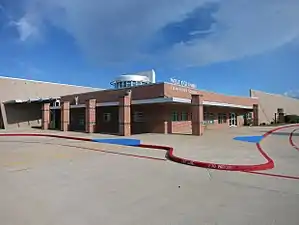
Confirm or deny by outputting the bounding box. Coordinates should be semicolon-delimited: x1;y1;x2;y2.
0;75;102;90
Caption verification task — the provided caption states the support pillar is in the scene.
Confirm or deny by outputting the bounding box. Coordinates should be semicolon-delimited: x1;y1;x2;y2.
61;101;70;132
277;108;285;124
42;102;50;130
253;104;259;126
0;103;7;129
85;99;96;133
191;94;203;136
119;91;131;136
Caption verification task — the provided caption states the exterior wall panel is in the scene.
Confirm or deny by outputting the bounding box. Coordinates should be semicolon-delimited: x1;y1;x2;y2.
4;103;42;128
61;83;165;104
250;89;299;124
164;83;258;107
0;76;101;129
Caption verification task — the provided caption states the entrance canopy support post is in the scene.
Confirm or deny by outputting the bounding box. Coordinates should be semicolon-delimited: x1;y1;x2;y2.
61;101;70;132
42;102;50;130
85;99;96;133
253;104;259;126
191;94;204;136
119;90;131;136
0;103;7;129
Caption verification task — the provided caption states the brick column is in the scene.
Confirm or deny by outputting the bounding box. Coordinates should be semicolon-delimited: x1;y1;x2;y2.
119;91;131;136
191;94;203;136
163;107;170;134
85;99;96;133
61;101;70;132
253;104;259;126
41;102;50;130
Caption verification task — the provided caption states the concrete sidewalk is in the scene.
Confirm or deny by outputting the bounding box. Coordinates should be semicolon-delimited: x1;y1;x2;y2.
135;127;270;165
0;126;293;166
1;126;299;225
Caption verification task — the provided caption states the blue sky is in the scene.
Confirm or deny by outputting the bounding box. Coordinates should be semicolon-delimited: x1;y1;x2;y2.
0;0;299;97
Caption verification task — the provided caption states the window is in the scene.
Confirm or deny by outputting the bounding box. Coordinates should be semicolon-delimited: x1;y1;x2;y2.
78;113;85;126
126;81;131;87
218;113;227;124
171;111;179;121
103;113;111;122
133;112;144;122
181;112;188;121
203;112;215;124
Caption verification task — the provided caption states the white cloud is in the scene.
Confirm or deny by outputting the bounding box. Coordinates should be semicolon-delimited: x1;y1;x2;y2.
18;0;299;66
13;16;39;41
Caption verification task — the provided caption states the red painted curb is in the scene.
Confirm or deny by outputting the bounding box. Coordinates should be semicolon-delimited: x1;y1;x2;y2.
0;133;166;161
140;124;299;172
289;128;299;151
139;144;273;171
1;124;298;172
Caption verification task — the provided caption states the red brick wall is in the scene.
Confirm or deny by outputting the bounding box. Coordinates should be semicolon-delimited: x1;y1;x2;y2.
171;121;192;134
164;83;258;107
61;83;165;104
58;82;256;135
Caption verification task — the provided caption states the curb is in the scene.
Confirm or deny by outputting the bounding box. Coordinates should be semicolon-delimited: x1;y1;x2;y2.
140;124;299;171
1;123;298;172
289;128;299;151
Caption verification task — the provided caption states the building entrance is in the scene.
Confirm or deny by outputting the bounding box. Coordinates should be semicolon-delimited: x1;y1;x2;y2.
50;109;61;130
229;113;237;127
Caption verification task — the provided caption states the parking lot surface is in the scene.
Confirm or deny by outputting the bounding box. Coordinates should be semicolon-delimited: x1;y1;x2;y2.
1;126;299;225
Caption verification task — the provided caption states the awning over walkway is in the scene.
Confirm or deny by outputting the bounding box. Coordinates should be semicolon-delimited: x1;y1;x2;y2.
3;97;61;104
50;97;253;109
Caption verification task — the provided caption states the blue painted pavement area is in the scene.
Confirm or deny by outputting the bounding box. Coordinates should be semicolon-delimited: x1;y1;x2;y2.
233;136;264;143
92;138;141;146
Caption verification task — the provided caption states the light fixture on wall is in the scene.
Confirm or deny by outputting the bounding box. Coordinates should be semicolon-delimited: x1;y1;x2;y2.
74;96;79;105
125;89;132;96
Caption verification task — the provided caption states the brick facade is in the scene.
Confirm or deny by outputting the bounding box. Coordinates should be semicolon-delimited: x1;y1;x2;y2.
191;94;204;136
42;82;258;136
61;101;70;132
253;104;259;126
85;99;96;133
119;91;131;136
42;103;50;130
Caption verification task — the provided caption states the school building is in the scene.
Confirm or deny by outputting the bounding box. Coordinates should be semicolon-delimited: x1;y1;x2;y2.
5;69;296;136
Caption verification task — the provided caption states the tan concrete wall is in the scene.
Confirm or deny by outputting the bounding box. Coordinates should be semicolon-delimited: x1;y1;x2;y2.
250;89;299;124
0;76;101;102
0;76;102;129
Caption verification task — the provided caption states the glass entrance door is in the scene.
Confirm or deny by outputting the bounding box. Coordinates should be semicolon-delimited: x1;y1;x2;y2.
50;109;55;129
229;113;237;127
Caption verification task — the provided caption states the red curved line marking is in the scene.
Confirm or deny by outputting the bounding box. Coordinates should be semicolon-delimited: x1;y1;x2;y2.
1;124;299;174
289;128;299;151
243;125;299;180
139;124;299;172
139;144;273;171
0;133;166;162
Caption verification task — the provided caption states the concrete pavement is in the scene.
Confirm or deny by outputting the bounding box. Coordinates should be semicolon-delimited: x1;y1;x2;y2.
0;126;299;225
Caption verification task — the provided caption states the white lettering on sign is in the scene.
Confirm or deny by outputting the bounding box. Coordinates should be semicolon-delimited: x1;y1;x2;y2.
170;78;197;89
172;86;198;95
